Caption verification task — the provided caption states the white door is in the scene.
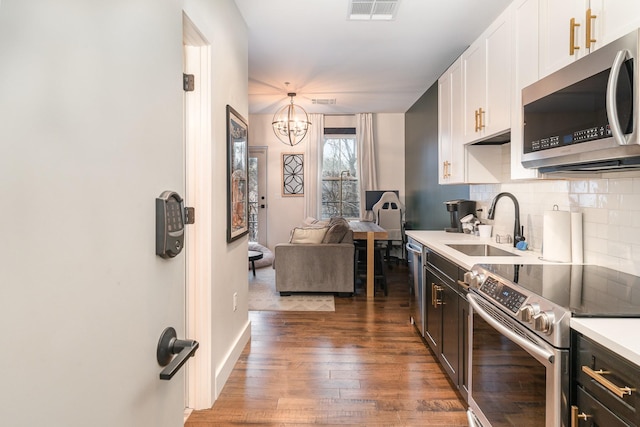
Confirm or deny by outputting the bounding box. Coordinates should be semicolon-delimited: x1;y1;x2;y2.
1;2;189;427
249;147;268;246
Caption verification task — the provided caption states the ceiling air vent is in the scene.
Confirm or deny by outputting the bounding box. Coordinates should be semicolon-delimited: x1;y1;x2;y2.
348;0;399;21
312;98;337;105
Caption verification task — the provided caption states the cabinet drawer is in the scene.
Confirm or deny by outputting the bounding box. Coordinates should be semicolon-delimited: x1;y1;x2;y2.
574;386;632;427
574;333;640;425
425;249;457;282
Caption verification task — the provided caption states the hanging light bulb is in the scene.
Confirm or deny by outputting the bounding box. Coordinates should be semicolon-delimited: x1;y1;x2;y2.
272;92;311;146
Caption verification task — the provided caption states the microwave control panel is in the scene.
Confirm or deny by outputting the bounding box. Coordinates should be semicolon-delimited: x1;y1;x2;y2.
527;124;611;153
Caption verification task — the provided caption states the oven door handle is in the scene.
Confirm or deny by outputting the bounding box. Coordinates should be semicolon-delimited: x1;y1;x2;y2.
468;294;555;364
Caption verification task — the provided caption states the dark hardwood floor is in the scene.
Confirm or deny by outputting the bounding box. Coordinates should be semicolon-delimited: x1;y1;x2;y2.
185;263;468;426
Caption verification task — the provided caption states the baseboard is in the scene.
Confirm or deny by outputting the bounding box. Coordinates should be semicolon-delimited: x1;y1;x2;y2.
183;408;193;424
214;318;251;399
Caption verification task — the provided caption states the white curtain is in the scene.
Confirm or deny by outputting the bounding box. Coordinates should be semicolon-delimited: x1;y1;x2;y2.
304;113;324;219
356;113;377;220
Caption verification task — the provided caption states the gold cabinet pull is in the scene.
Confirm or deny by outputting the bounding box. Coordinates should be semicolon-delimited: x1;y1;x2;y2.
432;284;443;308
442;161;450;179
570;18;581;55
457;279;470;291
571;405;591;427
478;107;485;130
431;283;436;307
586;8;597;49
582;365;636;398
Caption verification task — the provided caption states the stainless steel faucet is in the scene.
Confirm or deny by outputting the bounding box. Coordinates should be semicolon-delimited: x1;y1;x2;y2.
487;192;525;248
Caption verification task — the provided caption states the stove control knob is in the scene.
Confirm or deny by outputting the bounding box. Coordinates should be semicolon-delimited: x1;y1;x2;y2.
518;303;540;323
533;311;555;334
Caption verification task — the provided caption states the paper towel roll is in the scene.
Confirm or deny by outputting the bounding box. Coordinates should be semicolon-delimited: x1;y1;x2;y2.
542;209;572;262
571;212;583;264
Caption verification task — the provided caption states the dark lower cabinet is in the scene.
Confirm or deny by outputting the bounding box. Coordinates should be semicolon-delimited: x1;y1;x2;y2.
572;332;640;426
424;248;468;402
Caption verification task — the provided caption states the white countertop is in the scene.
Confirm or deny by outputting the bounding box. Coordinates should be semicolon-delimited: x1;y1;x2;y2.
406;230;640;367
571;318;640;366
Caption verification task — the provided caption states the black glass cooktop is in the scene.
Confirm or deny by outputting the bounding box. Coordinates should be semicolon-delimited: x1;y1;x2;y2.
479;263;640;318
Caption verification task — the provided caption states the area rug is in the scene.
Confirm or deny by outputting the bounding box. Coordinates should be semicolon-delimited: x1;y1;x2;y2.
248;268;335;312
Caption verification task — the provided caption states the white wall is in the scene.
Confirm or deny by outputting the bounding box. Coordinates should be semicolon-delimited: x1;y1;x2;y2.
248;113;405;249
375;113;406;203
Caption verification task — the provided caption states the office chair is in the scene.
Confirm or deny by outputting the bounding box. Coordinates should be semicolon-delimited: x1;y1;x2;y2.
372;192;405;266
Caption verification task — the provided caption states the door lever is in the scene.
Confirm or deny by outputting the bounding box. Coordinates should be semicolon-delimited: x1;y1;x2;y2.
157;327;199;380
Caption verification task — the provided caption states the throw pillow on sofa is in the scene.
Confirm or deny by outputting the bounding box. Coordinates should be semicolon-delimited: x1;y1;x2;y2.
322;217;350;243
289;227;328;244
302;217;329;228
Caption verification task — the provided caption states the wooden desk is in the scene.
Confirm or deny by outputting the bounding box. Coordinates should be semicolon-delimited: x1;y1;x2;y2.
349;221;388;299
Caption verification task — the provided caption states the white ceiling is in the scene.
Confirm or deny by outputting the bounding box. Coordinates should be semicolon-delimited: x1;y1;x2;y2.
234;0;513;115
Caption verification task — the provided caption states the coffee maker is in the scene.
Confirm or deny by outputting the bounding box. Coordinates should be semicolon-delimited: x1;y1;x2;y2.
444;199;476;232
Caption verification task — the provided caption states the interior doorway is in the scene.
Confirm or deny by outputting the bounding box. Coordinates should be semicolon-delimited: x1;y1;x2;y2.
248;147;268;246
183;13;212;414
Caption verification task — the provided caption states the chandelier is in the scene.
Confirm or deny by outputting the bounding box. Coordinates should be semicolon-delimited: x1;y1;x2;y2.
272;92;311;146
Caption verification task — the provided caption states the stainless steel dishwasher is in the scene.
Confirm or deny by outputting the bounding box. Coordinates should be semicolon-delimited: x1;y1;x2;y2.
406;238;425;337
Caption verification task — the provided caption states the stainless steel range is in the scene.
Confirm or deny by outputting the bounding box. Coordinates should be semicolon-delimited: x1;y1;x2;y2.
464;263;640;427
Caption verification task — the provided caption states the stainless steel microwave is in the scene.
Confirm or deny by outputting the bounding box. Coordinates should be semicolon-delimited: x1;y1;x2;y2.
522;29;640;173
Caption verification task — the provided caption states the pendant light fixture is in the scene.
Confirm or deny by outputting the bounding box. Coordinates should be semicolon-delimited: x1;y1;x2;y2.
272;92;311;146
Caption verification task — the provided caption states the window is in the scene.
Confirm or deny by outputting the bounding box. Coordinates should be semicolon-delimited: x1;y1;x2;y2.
321;134;359;219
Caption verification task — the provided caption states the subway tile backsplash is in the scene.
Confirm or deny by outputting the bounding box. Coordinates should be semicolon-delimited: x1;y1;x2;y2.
470;173;640;276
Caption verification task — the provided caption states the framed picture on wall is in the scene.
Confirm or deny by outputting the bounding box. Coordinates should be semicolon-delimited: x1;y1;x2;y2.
282;153;304;197
226;105;249;242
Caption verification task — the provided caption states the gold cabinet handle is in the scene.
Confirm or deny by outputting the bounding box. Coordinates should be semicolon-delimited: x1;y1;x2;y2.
432;284;443;308
570;18;581;55
571;405;592;427
478;107;485;130
582;365;636;398
431;283;436;307
586;8;597;49
442;161;450;179
457;279;470;291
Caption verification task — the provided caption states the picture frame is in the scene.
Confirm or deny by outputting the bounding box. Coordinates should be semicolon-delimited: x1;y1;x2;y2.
282;153;304;197
226;105;249;242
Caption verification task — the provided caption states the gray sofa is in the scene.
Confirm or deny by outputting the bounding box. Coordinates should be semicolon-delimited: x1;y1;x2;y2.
274;217;354;296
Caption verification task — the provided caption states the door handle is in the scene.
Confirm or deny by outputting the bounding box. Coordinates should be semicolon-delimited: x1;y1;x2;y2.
157;327;199;380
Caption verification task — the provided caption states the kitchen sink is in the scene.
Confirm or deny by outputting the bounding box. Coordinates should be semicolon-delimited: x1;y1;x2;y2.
446;244;519;257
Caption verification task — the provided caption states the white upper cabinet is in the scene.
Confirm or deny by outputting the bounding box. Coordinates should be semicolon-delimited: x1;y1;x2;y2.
438;58;465;184
463;9;511;144
539;0;640;78
439;57;501;184
591;0;640;47
511;0;540;180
